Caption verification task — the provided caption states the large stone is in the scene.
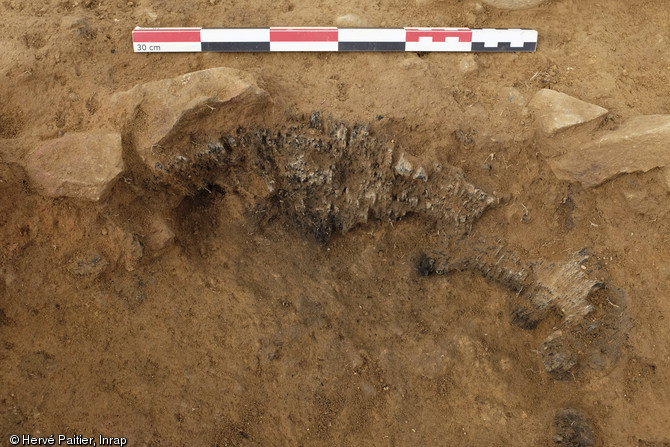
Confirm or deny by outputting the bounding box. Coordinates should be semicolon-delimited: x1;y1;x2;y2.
25;132;123;201
662;167;670;190
529;89;608;135
106;67;268;171
482;0;545;9
549;115;670;187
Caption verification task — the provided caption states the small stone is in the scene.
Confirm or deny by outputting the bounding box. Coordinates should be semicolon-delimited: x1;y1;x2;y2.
146;216;175;251
413;166;428;182
459;54;477;73
137;7;158;23
24;132;124;201
529;89;608;135
335;13;368;27
394;153;414;176
123;234;144;271
104;227;145;270
400;56;427;70
482;0;545;9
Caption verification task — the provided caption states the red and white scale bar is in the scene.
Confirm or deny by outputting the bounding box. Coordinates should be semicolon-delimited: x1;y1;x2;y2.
133;27;538;52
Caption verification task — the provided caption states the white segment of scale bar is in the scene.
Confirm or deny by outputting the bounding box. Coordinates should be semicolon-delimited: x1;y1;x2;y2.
471;29;537;47
201;28;270;42
337;28;406;42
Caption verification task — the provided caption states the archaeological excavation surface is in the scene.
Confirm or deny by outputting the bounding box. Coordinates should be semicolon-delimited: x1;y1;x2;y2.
2;2;670;445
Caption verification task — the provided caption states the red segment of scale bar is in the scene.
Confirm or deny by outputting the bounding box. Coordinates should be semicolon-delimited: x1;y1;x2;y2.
270;28;338;42
405;28;472;43
133;29;201;43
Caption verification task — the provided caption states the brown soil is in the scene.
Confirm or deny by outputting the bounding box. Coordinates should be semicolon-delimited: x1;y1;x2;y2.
2;0;670;446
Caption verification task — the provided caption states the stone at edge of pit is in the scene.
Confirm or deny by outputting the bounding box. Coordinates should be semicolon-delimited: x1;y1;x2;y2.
482;0;545;9
529;89;608;136
106;67;269;171
662;166;670;190
24;132;124;201
548;115;670;188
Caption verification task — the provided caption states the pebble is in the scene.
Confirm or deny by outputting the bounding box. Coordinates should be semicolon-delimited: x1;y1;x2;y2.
482;0;545;9
394;153;414;177
335;13;368;27
146;216;175;251
413;166;428;182
137;7;158;24
459;54;477;73
400;57;427;70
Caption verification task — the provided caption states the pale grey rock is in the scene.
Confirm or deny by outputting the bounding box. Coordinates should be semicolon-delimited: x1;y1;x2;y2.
146;216;175;251
106;67;268;171
529;89;608;135
25;132;123;201
459;54;477;73
662;167;670;190
413;166;428;182
394;153;414;176
549;115;670;187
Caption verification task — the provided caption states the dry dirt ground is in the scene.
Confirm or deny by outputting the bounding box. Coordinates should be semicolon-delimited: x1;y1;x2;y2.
1;0;670;445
